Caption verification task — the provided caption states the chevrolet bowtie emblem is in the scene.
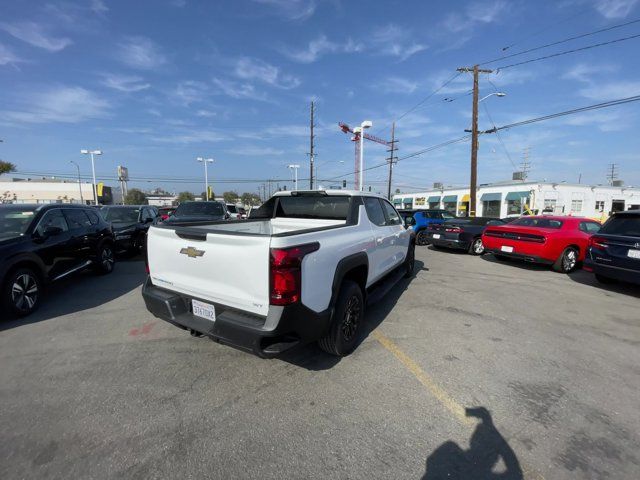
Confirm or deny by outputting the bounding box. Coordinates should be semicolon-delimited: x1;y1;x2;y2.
180;246;205;258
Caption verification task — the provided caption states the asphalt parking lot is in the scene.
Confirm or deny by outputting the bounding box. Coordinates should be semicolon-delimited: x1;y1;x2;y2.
1;248;639;479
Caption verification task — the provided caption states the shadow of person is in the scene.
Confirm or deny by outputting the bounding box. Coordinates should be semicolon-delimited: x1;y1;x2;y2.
423;407;523;480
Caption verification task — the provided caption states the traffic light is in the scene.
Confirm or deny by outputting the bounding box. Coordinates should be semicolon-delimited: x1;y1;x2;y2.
342;180;347;188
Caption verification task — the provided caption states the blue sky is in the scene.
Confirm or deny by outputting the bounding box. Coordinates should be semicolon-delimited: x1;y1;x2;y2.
1;0;639;195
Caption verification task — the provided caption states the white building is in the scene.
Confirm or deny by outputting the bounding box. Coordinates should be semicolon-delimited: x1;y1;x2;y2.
0;178;99;204
146;193;177;206
393;180;640;220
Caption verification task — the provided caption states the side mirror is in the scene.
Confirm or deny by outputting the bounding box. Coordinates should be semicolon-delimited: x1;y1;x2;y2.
404;217;416;228
144;217;153;224
43;225;63;237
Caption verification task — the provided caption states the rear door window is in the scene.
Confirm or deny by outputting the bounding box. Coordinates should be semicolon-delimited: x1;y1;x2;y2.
64;209;92;230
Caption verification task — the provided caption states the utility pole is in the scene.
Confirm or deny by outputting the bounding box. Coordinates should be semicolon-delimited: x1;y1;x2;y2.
309;101;315;190
386;122;398;199
607;163;618;185
457;65;493;217
521;146;531;180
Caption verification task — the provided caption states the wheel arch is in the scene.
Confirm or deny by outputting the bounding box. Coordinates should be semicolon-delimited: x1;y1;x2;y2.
330;253;368;311
1;255;46;287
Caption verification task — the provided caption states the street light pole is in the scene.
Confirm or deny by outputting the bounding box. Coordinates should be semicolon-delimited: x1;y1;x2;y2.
288;164;300;190
197;157;214;200
70;161;83;204
80;149;102;205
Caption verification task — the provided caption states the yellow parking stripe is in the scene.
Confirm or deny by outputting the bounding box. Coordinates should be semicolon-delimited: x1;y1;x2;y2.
372;329;474;426
372;329;546;480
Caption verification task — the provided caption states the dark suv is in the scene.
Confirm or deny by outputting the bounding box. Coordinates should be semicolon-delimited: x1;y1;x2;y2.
584;210;640;286
99;205;159;253
0;204;116;317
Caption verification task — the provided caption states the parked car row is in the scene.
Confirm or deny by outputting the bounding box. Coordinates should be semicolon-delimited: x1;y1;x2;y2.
400;208;640;286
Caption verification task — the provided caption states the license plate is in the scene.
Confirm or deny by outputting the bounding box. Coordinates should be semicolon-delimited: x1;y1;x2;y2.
432;234;441;239
628;249;640;259
192;299;216;322
501;245;514;253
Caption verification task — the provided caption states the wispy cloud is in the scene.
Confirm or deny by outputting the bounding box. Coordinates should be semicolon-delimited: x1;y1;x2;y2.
439;1;508;49
0;21;72;52
374;77;419;94
562;63;618;82
234;57;300;89
1;86;109;124
280;34;363;63
91;0;109;14
196;109;216;117
117;36;166;69
172;80;209;105
252;0;317;21
230;145;285;156
212;77;269;101
151;129;226;144
370;24;428;61
578;80;640;100
0;43;22;66
102;74;150;92
594;0;638;19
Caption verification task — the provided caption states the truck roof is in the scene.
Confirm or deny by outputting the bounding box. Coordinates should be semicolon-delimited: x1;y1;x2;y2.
272;189;388;199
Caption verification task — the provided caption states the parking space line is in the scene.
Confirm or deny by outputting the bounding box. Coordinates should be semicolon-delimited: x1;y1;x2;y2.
372;329;546;480
372;329;474;426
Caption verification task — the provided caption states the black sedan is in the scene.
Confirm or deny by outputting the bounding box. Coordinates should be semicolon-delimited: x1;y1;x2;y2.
426;217;506;255
584;210;640;285
164;201;230;223
0;204;115;317
99;205;159;253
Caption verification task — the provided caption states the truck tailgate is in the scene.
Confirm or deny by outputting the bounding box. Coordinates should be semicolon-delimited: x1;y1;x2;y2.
147;226;270;316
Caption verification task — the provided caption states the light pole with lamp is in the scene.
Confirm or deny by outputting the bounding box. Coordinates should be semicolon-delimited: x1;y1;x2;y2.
353;120;372;191
80;149;102;205
197;157;214;200
287;164;300;191
69;160;83;204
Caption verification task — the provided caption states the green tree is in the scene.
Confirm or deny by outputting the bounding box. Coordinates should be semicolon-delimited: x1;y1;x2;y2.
0;161;16;175
177;191;195;203
124;188;147;205
223;191;239;204
241;192;261;206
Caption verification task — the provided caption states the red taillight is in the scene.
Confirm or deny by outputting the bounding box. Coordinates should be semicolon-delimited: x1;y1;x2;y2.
589;235;608;249
445;226;462;233
161;214;169;220
269;243;319;305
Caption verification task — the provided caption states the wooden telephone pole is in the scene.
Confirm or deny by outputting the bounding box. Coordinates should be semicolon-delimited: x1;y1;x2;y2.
386;122;398;199
309;101;315;189
457;65;493;217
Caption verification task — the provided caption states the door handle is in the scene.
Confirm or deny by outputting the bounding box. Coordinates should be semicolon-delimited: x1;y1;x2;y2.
376;237;384;244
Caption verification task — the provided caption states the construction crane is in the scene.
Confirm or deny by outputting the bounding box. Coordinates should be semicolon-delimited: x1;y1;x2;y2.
339;122;391;189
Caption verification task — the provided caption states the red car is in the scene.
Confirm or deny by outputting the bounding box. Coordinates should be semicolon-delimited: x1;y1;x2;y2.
482;216;601;273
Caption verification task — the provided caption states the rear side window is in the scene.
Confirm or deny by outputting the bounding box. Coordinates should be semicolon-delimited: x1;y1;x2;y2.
579;222;601;233
512;217;563;229
364;197;386;226
64;209;92;229
600;216;640;236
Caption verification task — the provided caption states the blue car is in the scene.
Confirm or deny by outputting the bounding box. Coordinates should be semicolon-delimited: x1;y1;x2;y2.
584;210;640;286
398;209;455;245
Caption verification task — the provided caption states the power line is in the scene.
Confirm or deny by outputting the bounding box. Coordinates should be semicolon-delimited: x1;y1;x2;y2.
372;71;462;136
481;17;640;65
480;101;518;172
495;33;640;70
490;95;640;131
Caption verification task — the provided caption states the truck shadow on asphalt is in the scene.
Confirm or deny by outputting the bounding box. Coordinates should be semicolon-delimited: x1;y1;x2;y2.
278;260;425;371
479;253;551;271
0;258;147;331
422;407;523;480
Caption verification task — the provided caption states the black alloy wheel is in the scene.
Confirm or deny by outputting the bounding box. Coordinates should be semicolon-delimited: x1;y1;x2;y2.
3;268;42;317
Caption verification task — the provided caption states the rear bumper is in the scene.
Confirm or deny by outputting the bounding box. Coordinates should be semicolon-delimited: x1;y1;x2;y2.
485;248;554;265
584;258;640;285
141;277;332;358
428;235;468;250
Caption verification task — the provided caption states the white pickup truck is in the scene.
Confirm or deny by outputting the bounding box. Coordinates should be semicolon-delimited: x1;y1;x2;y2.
142;190;414;357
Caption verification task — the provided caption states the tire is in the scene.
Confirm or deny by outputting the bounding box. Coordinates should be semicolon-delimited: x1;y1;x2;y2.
95;243;116;275
595;273;616;284
553;246;579;273
318;280;364;357
2;267;42;318
404;243;415;278
468;237;485;255
416;230;429;246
